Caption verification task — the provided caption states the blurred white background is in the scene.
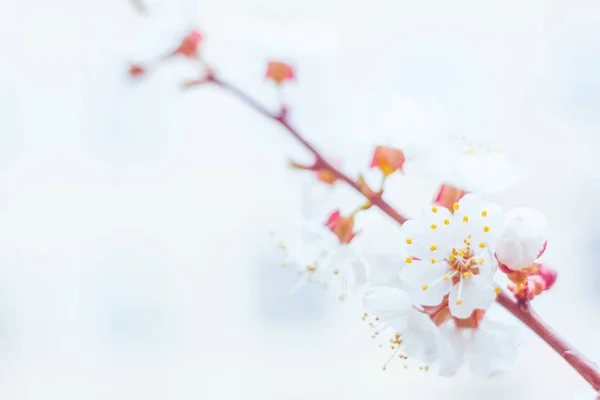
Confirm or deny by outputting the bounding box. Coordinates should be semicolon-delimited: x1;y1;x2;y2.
0;0;599;398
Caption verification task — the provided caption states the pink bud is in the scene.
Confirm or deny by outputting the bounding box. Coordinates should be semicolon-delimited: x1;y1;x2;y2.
315;158;341;185
325;210;357;244
173;30;203;59
266;61;295;85
129;64;146;78
433;184;467;211
370;146;405;176
530;263;557;291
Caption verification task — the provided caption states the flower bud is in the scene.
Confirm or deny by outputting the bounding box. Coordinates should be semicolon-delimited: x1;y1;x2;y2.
433;184;466;211
173;30;203;59
266;61;295;85
370;146;405;176
325;210;358;244
129;64;146;78
316;158;341;185
495;207;548;271
530;263;557;291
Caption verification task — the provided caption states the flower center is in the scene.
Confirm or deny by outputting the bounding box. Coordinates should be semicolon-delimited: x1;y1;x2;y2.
447;245;482;281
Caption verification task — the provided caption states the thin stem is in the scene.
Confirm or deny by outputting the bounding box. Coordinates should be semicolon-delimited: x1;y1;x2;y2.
190;72;600;390
205;74;407;224
497;292;600;391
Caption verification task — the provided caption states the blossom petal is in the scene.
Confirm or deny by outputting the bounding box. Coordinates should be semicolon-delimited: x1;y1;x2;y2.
496;207;548;271
401;309;441;363
402;261;452;306
448;275;495;318
363;286;412;331
452;194;502;247
363;286;412;314
466;320;520;376
399;219;432;259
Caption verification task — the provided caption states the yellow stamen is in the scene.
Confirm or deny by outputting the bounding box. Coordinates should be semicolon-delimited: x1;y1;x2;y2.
463;272;471;278
481;210;488;217
463;216;469;223
443;275;449;280
405;257;413;264
430;245;437;251
453;203;460;211
449;254;456;261
431;207;438;213
483;225;490;232
494;287;501;294
431;224;438;230
444;219;450;225
306;265;317;272
479;242;485;248
406;238;412;244
422;284;429;291
431;258;436;264
456;299;463;305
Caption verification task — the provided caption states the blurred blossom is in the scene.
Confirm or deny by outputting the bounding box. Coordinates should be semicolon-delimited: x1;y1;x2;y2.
257;255;328;322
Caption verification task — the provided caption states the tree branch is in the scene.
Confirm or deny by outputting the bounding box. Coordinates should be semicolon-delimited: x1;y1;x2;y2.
496;291;600;391
204;74;407;224
189;71;600;390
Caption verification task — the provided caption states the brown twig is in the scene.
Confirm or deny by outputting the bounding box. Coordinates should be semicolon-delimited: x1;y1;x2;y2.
202;74;407;224
496;291;600;390
188;71;600;390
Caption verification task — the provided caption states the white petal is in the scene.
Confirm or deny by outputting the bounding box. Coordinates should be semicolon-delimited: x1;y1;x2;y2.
399;220;432;259
448;275;495;318
363;287;412;331
401;310;441;363
467;326;519;376
452;194;502;247
363;286;412;314
402;261;452;306
496;207;548;270
322;247;368;296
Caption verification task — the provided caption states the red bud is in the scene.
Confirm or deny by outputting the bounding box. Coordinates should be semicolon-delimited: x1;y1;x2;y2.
530;263;557;291
266;61;295;85
434;184;467;211
173;30;203;59
325;210;357;244
315;158;341;185
129;64;146;78
370;146;405;176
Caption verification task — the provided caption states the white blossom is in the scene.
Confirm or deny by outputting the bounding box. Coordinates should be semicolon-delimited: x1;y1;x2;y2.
406;136;525;195
495;207;549;271
399;194;503;318
275;215;368;301
363;286;450;371
438;311;522;377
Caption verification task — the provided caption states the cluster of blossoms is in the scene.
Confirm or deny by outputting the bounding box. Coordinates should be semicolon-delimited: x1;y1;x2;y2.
128;26;600;392
261;63;556;375
277;175;555;375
